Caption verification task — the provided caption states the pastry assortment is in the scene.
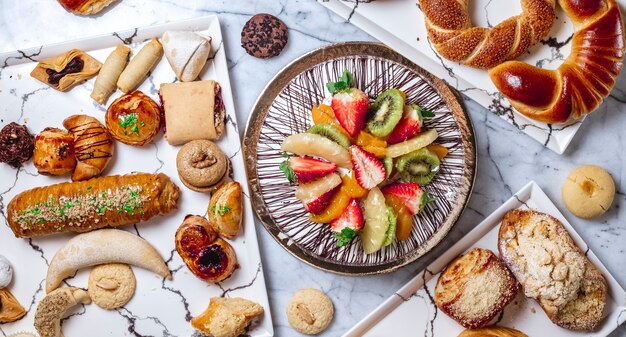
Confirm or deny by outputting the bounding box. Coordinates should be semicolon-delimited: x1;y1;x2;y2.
31;49;102;91
105;90;161;145
286;288;334;335
281;71;443;252
562;165;615;219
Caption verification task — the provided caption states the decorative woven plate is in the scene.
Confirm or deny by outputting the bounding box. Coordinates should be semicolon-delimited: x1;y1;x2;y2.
243;42;476;275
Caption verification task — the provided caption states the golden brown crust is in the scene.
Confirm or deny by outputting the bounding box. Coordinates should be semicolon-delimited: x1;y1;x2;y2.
58;0;118;15
435;248;519;329
7;173;179;238
208;182;243;239
30;49;101;91
418;0;556;68
489;0;625;123
63;115;114;181
34;127;76;176
498;209;607;330
457;326;528;337
191;297;263;337
0;289;26;323
105;91;161;146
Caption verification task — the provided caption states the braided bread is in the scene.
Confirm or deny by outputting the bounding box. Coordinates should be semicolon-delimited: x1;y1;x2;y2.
489;0;625;123
419;0;556;68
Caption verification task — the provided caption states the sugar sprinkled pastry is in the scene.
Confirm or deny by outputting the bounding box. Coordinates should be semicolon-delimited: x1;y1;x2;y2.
286;288;334;335
562;165;615;219
0;255;13;289
241;14;288;59
162;30;212;82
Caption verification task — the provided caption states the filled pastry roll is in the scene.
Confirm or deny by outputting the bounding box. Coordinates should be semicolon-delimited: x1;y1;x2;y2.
162;30;212;82
30;49;101;91
159;80;225;145
91;44;131;104
117;38;163;93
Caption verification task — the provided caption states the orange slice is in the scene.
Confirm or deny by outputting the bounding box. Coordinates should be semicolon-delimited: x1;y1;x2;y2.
427;143;449;160
385;194;413;241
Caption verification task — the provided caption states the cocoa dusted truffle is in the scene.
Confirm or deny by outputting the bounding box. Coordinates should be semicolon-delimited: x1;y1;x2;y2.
241;14;288;59
0;123;35;168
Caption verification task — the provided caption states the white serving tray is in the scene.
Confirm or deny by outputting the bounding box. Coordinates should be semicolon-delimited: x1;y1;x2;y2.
344;181;626;336
0;16;273;337
318;0;626;154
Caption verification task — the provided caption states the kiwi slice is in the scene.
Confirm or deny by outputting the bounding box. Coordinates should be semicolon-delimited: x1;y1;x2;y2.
382;157;393;181
306;123;350;148
396;148;441;185
367;88;405;137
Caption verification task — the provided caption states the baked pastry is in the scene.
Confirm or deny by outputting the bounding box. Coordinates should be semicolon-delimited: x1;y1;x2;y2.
286;288;334;335
191;297;264;337
0;289;26;323
88;263;136;309
0;255;11;289
563;165;615;219
33;127;76;175
419;0;555;68
489;0;625;123
241;14;289;59
31;49;101;91
46;229;171;293
91;44;131;105
457;326;528;337
0;123;34;168
63;114;114;181
175;215;238;282
162;30;212;82
34;288;91;337
7;173;179;238
434;248;519;329
498;209;607;330
7;333;38;337
117;38;163;93
160;80;225;145
176;140;229;193
105;91;161;146
208;182;243;239
57;0;118;15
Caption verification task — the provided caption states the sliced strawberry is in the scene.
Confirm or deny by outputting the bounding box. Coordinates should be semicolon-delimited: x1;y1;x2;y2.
286;156;337;184
327;71;369;137
330;199;364;247
387;105;434;145
349;145;386;190
295;173;342;214
381;182;427;215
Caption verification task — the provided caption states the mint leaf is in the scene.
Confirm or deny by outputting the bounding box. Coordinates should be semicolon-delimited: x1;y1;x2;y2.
382;207;397;247
419;191;436;213
333;227;356;247
341;71;353;86
326;82;336;94
279;159;297;184
420;108;435;119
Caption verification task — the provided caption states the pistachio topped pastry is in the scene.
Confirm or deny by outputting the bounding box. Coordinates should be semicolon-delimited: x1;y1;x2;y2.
30;49;101;91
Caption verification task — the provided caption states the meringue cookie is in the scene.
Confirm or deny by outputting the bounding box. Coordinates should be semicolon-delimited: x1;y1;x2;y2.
0;255;13;289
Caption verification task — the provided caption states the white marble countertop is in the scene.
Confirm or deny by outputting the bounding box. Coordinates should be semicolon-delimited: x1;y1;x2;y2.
1;1;625;336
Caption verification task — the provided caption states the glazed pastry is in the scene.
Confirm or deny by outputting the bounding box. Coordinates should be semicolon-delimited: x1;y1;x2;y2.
434;248;519;329
63;114;114;181
105;91;161;146
176;140;229;193
117;38;163;93
0;255;13;289
7;173;179;238
162;30;212;82
87;263;136;309
159;80;225;145
208;182;243;239
31;49;101;91
0;123;34;168
457;326;528;337
286;288;334;335
498;209;607;331
91;44;131;104
191;297;263;337
34;288;91;337
33;127;76;175
175;215;238;282
57;0;119;15
562;165;615;219
46;229;171;293
0;289;26;323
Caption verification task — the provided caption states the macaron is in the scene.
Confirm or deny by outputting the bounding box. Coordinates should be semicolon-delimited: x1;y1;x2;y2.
562;165;615;219
241;14;288;59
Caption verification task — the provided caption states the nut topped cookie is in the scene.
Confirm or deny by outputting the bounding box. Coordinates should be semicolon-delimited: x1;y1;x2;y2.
287;288;334;335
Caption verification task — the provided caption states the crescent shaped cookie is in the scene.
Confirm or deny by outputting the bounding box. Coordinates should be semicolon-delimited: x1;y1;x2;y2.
34;288;91;337
46;229;171;293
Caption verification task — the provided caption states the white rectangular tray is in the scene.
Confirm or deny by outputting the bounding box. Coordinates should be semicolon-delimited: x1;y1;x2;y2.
0;16;273;337
344;182;626;336
319;0;601;154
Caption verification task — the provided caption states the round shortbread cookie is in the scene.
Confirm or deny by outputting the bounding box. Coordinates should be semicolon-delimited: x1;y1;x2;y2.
286;288;333;335
562;165;615;219
88;263;136;310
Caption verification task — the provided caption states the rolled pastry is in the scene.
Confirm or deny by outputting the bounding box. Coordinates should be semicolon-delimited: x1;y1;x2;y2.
162;31;212;82
30;49;101;91
159;80;225;145
91;44;131;104
117;38;163;93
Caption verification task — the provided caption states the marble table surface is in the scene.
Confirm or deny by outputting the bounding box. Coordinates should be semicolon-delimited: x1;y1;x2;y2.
1;1;625;336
